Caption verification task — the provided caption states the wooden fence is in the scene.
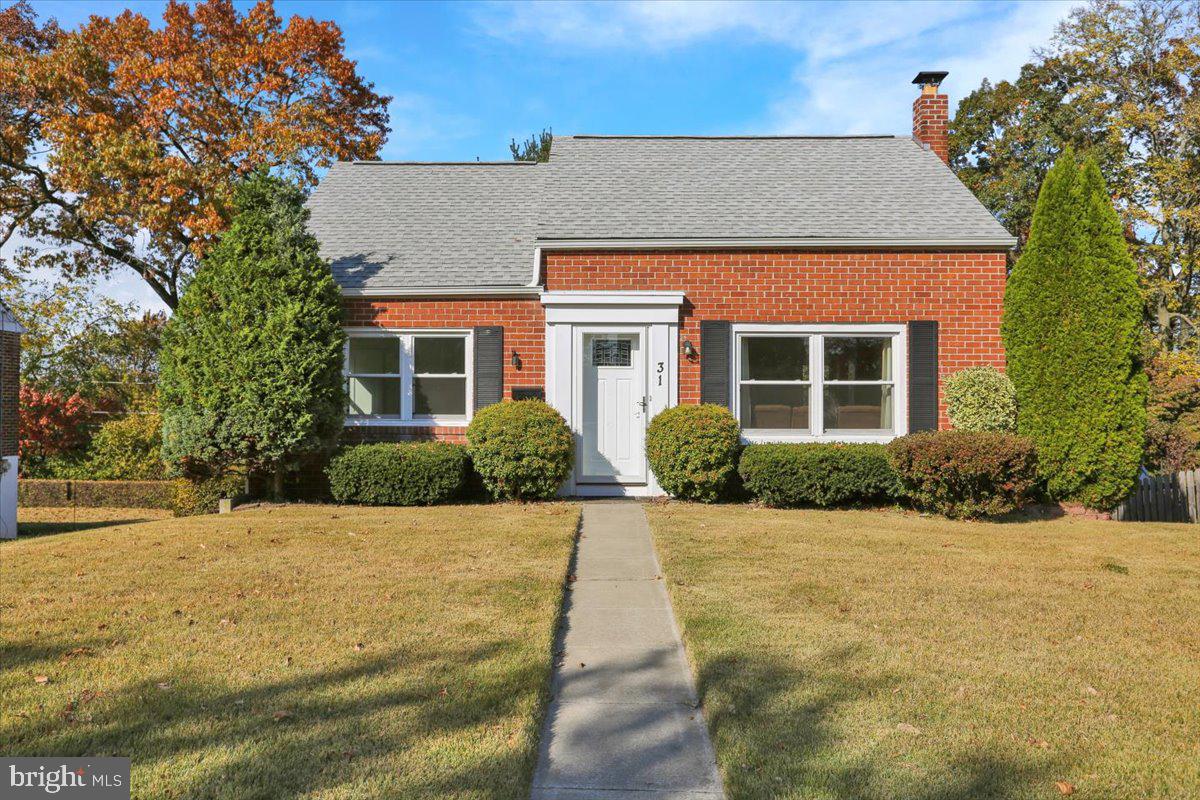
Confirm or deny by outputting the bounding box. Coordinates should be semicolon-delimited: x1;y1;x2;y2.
1113;469;1200;523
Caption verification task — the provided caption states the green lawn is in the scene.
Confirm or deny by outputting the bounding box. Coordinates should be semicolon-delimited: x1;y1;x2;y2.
2;503;579;800
647;504;1200;800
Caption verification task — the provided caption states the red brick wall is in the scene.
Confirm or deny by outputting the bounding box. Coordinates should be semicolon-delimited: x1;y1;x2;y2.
341;297;545;442
544;250;1007;428
337;251;1007;437
1;331;18;457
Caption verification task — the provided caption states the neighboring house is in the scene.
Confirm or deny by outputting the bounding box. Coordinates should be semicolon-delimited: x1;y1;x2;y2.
1;301;23;538
306;72;1015;496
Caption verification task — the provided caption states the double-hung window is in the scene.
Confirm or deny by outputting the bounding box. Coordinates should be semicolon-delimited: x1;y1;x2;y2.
345;330;471;424
734;325;904;441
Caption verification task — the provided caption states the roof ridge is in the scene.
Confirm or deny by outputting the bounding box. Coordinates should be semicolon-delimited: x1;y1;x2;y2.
349;160;537;166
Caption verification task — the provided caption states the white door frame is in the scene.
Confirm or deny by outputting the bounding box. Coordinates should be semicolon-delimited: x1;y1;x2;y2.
541;292;683;497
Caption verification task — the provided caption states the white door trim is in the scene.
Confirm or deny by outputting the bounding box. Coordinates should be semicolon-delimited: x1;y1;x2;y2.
542;292;683;497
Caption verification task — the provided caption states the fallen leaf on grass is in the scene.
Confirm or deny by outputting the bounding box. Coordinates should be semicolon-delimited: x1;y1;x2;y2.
352;643;365;652
896;723;921;735
34;675;50;685
157;682;171;691
1055;780;1075;795
1083;686;1099;696
1027;737;1049;748
272;711;293;721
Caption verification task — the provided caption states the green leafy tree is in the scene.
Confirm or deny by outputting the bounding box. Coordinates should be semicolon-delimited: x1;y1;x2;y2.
0;275;165;412
1002;151;1147;508
158;172;345;497
951;0;1200;347
509;128;552;162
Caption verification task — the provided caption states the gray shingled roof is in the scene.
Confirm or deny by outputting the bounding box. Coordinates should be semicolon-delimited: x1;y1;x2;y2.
307;136;1014;291
306;161;541;290
539;136;1013;243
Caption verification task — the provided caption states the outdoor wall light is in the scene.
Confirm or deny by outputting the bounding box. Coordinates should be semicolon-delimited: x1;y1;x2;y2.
682;339;697;359
511;350;522;369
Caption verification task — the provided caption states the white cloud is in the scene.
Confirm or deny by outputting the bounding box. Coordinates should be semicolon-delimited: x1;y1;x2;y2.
476;0;976;54
478;0;1080;136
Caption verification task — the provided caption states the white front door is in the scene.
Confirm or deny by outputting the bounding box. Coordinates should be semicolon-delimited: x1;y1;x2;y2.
580;331;647;483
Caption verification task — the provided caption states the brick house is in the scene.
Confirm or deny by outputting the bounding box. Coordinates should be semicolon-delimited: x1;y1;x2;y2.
306;72;1015;496
1;300;23;538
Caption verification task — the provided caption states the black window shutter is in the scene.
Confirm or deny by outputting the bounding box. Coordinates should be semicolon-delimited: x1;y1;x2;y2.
700;320;732;409
473;326;503;410
908;321;939;432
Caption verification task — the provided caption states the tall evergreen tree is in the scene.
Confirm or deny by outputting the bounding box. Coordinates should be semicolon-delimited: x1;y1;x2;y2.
1003;150;1147;509
158;172;345;497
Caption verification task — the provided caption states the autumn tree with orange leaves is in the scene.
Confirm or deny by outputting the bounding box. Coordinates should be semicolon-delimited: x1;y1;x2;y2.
0;0;389;308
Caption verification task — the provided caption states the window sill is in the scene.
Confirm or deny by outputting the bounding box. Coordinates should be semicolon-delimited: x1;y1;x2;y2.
741;430;898;445
343;417;469;428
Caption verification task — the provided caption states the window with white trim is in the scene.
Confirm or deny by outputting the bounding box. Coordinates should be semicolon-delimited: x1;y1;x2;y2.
734;326;903;439
345;331;471;423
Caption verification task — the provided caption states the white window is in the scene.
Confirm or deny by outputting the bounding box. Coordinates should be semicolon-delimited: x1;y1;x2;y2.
733;324;906;443
344;330;472;425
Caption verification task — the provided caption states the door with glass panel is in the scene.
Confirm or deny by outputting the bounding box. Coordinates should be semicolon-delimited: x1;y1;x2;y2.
579;331;647;483
345;332;469;422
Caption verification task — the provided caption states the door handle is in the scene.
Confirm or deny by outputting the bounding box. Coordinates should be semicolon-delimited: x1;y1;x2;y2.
637;397;649;412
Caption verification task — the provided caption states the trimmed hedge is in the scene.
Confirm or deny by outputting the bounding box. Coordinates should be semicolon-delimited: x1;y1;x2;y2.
466;400;573;500
326;442;469;506
646;404;741;502
739;443;901;508
886;430;1038;519
170;474;248;517
18;479;175;510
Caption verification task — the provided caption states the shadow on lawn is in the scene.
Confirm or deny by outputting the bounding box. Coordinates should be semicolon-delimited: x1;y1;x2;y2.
14;517;163;540
3;639;544;800
697;646;1053;800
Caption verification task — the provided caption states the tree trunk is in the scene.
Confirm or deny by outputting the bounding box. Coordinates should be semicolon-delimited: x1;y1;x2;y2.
271;466;285;502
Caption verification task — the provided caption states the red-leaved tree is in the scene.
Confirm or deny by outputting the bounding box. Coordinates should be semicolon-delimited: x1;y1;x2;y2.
18;385;91;472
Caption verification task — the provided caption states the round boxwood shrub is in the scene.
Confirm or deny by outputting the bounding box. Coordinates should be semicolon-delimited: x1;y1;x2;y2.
886;430;1038;519
646;404;741;502
327;442;469;506
739;443;901;508
466;400;573;500
944;366;1017;432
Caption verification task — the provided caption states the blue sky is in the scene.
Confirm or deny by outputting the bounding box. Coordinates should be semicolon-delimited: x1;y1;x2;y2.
21;0;1078;308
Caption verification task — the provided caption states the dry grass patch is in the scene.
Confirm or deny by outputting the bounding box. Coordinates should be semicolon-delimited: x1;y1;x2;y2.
2;503;579;799
647;504;1200;800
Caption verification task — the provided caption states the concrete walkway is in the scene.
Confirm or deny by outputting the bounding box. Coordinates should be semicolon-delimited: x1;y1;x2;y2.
531;502;725;800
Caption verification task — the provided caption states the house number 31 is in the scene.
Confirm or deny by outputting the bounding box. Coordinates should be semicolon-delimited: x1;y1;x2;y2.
656;361;664;386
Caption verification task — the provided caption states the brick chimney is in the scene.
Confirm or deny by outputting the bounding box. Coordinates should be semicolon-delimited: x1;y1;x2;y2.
912;71;949;164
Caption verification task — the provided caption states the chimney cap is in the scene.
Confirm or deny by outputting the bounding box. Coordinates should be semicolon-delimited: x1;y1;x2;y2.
912;70;949;87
